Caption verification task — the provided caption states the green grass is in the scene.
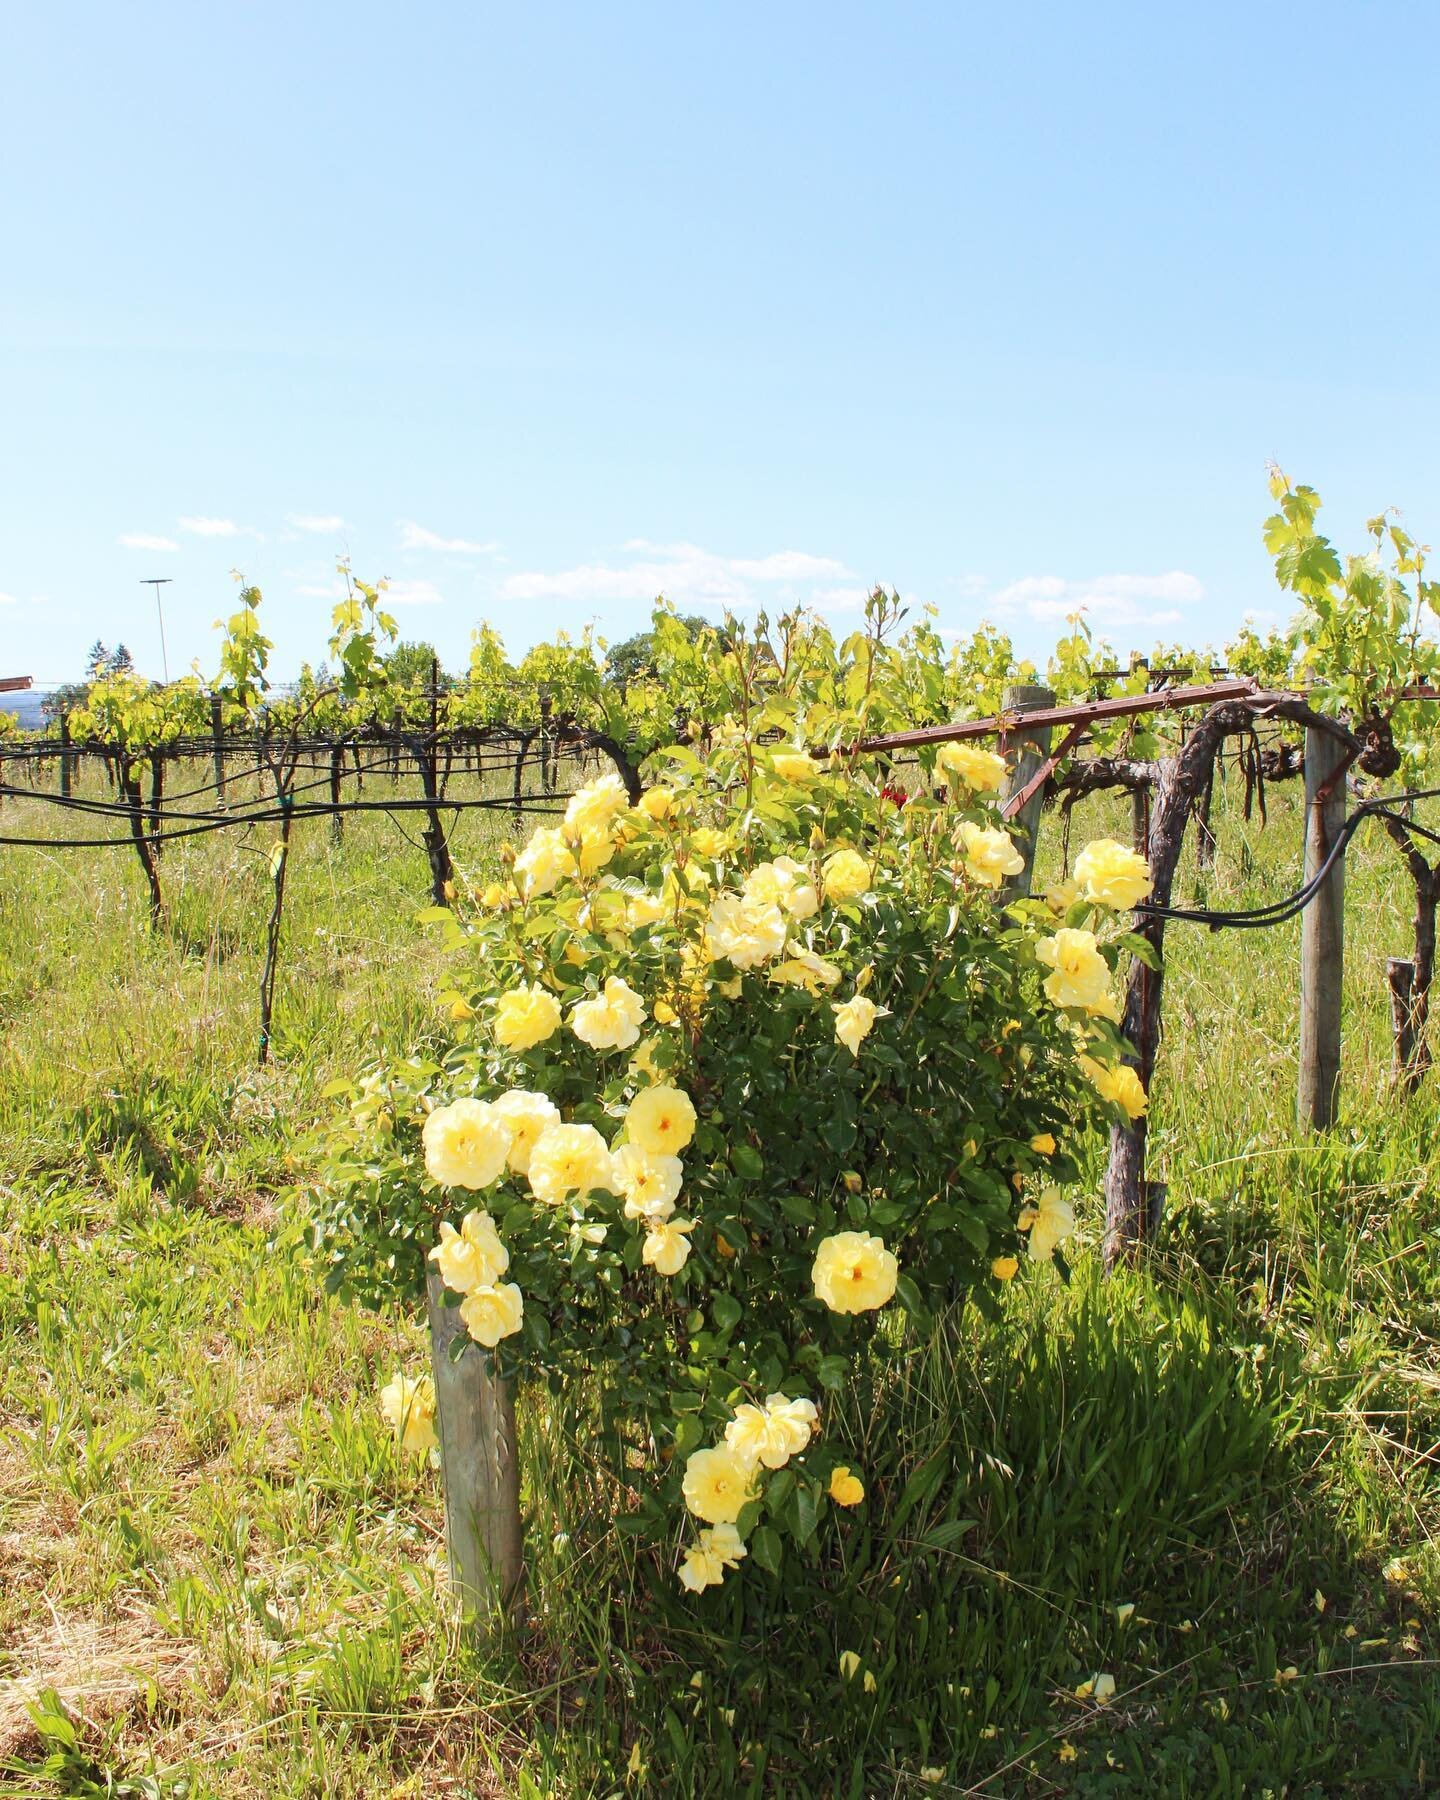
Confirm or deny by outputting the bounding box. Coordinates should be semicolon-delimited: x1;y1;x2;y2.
2;759;1439;1795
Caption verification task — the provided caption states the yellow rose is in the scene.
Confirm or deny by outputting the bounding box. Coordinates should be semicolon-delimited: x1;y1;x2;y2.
563;773;631;839
493;982;562;1052
705;891;788;968
626;887;670;928
526;1121;615;1205
479;882;509;909
744;854;819;920
770;948;843;994
429;1210;509;1292
839;1651;862;1680
956;821;1025;888
570;976;647;1051
1046;876;1081;914
677;1522;746;1592
635;784;675;822
811;1230;898;1314
611;1143;683;1219
689;827;732;858
378;1372;437;1456
491;1089;561;1175
1035;928;1111;1011
1022;1186;1075;1262
422;1099;511;1190
822;848;872;903
682;1445;756;1524
724;1394;818;1471
828;1465;865;1507
573;827;616;877
1074;838;1153;910
1030;1132;1057;1155
642;1215;695;1276
627;1036;666;1084
458;1280;524;1347
448;996;476;1021
514;825;577;897
771;752;818;781
1079;1054;1148;1120
625;1083;697;1155
833;994;884;1056
990;1254;1019;1281
937;741;1007;792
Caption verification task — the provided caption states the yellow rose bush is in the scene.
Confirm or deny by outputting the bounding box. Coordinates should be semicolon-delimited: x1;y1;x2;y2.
312;612;1146;1601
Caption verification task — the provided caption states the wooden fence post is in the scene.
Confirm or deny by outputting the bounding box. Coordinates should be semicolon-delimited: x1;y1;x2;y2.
210;695;227;799
1388;958;1419;1081
59;718;72;799
425;1269;526;1631
998;684;1056;901
1298;725;1347;1129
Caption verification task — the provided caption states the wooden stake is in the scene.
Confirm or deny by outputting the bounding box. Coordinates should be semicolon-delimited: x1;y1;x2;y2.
426;1270;526;1630
1388;957;1419;1081
210;694;227;800
997;685;1056;901
1298;725;1347;1129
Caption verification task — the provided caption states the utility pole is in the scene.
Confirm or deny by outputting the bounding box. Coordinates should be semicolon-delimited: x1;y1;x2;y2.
142;578;172;683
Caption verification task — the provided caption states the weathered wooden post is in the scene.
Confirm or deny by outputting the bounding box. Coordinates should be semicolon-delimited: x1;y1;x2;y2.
997;684;1056;901
210;694;227;800
58;717;72;800
425;1269;526;1631
1298;725;1347;1129
1388;958;1419;1082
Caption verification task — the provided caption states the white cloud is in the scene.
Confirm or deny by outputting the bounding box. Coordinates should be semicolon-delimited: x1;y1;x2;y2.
296;579;350;599
384;578;445;607
807;585;872;612
179;515;245;537
986;569;1203;629
398;520;497;554
119;532;179;552
288;513;346;533
0;591;16;605
499;540;853;609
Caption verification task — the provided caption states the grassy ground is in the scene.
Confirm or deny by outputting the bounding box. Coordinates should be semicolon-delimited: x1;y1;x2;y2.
2;755;1439;1796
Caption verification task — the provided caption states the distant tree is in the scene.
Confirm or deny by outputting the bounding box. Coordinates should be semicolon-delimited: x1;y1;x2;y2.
46;640;142;722
605;614;710;690
385;640;450;691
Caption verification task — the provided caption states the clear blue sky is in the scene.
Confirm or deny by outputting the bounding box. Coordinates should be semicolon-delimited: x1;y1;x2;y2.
3;1;1438;687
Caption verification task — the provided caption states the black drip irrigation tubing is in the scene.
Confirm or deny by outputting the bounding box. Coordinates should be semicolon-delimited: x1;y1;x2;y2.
0;792;570;849
1138;787;1440;932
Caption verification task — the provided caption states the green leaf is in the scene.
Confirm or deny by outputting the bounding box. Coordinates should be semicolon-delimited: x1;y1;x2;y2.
711;1293;742;1333
895;1273;926;1315
730;1143;764;1180
793;1480;821;1547
894;1452;948;1527
921;1517;977;1551
750;1524;783;1575
1115;931;1159;970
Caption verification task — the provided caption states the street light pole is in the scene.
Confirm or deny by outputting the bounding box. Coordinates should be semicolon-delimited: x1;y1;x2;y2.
142;578;173;683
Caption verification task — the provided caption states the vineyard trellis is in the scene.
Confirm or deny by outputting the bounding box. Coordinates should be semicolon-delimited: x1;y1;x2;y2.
10;471;1440;1637
6;670;1440;1260
5;464;1440;1260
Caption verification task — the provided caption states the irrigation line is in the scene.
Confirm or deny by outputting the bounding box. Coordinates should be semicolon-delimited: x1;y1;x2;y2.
0;792;569;850
1138;788;1440;931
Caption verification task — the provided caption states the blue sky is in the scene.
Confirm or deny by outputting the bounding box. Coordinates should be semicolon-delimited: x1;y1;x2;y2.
3;1;1438;687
